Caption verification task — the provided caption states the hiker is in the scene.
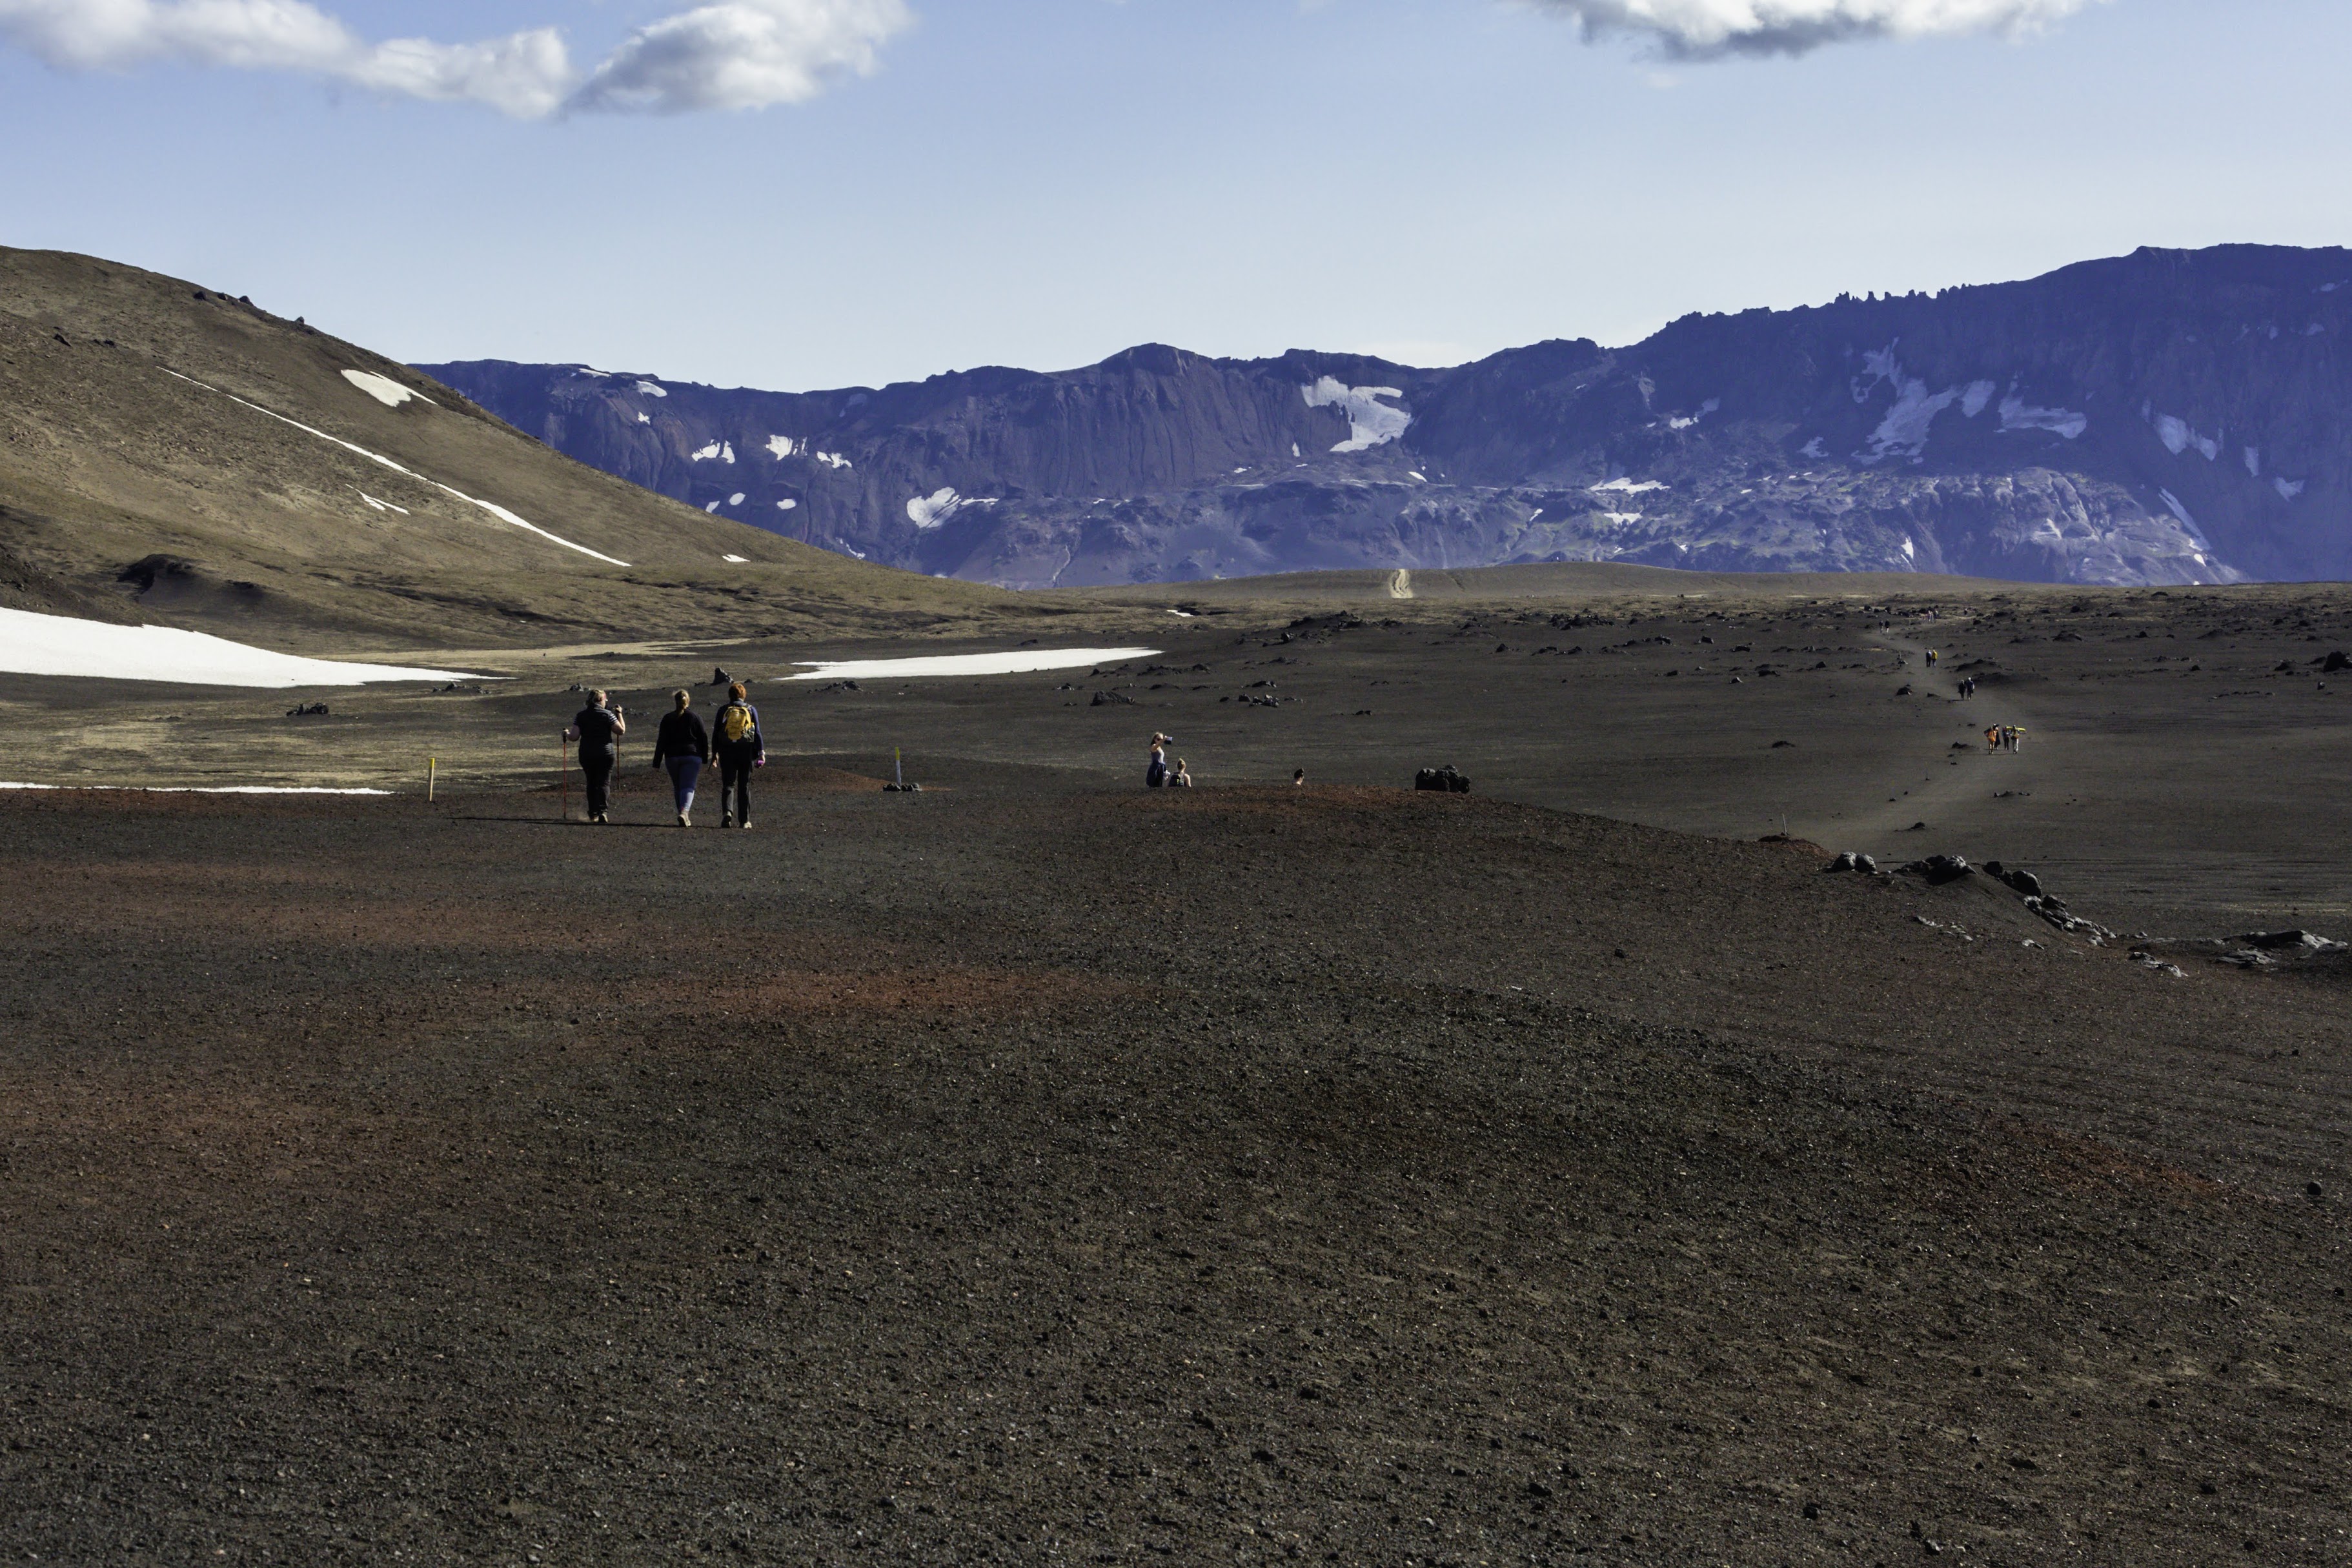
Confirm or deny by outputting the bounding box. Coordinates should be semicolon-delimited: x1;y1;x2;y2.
1170;758;1193;788
1146;733;1170;789
1984;725;2000;752
567;690;625;824
2009;725;2025;752
1927;648;1938;668
651;689;711;828
711;683;764;829
1293;768;1307;787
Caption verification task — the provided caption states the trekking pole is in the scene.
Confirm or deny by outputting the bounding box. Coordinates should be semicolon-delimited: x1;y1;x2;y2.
895;747;904;788
558;732;569;821
427;757;437;803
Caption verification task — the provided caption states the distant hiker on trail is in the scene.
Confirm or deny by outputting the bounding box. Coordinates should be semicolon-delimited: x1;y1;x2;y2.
711;682;764;830
1985;725;2000;753
1146;734;1170;789
1293;768;1307;787
652;689;711;829
1170;758;1193;788
567;690;625;825
1927;649;1938;668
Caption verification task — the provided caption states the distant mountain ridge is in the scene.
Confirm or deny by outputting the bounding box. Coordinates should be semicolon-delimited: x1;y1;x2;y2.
424;245;2352;589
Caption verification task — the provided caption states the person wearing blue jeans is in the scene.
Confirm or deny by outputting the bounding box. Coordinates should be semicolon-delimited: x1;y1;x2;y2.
651;689;711;827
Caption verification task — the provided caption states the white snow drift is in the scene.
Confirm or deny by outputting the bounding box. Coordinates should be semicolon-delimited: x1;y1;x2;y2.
0;607;478;688
1302;378;1412;454
907;488;998;530
0;782;394;796
342;369;431;408
788;648;1161;682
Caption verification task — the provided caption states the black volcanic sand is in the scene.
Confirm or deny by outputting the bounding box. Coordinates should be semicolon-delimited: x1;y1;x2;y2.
3;764;2350;1564
11;579;2352;934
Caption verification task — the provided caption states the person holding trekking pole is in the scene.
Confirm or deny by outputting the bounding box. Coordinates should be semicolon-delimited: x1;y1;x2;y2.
567;689;625;825
651;689;711;828
711;682;764;830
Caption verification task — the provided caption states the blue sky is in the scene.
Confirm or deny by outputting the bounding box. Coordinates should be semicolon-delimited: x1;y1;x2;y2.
3;1;2347;391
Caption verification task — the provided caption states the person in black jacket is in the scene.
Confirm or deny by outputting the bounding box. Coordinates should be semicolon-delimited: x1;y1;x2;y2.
710;681;764;830
651;689;711;828
566;690;625;824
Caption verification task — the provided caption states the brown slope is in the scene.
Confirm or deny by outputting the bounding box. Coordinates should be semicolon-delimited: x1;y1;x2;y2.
0;247;1020;653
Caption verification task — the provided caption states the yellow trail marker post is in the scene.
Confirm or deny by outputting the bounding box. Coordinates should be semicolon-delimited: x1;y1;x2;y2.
427;758;437;803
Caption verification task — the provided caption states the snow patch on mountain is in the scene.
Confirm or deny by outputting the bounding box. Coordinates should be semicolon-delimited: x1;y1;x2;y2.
2000;391;2088;439
907;488;999;529
1852;345;1965;465
2154;413;2220;461
342;370;432;409
1303;377;1411;453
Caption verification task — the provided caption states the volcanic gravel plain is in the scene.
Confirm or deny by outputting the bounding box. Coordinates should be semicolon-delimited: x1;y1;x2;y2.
5;576;2351;1565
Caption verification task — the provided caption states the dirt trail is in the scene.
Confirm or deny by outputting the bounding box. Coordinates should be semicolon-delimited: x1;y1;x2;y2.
1834;627;2051;843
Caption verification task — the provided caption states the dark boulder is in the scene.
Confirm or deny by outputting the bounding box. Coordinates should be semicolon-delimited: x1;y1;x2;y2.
1415;765;1471;793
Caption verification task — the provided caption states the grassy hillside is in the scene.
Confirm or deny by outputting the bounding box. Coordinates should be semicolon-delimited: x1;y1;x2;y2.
0;248;1028;654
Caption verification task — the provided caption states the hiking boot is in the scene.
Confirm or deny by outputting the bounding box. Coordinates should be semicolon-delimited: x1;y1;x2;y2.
677;812;690;828
719;814;732;829
738;819;753;830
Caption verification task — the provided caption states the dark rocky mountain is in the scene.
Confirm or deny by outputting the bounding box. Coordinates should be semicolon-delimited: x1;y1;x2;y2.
425;245;2352;588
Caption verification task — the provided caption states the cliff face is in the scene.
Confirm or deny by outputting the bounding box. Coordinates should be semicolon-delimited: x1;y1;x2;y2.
424;245;2352;588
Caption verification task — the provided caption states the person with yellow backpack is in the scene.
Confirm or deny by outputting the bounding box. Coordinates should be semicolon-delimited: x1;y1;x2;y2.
711;681;764;830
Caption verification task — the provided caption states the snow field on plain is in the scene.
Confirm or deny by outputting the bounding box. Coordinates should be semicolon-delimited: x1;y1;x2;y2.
0;607;479;688
787;648;1161;681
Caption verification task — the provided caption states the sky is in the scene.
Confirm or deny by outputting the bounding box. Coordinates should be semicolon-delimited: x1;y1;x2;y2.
3;1;2349;392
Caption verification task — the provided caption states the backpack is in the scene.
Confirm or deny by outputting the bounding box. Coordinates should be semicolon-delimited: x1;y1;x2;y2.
718;703;757;745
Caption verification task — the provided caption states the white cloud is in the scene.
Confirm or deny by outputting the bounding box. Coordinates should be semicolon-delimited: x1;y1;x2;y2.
0;0;573;116
570;0;912;115
1524;0;2103;58
0;0;911;117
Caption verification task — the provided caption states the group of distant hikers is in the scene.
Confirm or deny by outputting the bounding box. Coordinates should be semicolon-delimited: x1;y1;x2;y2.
1142;734;1308;790
567;676;764;827
1985;724;2026;752
1143;732;1193;789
